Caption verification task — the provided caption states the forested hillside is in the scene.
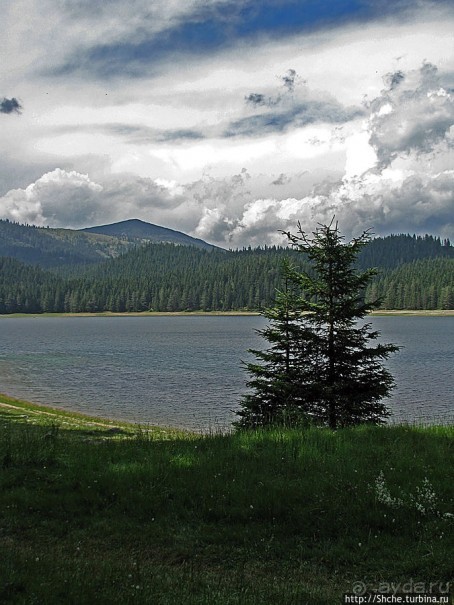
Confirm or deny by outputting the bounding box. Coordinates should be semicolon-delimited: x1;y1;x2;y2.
0;218;217;270
368;257;454;309
0;230;453;313
61;246;305;312
0;257;64;313
358;233;453;269
0;219;130;268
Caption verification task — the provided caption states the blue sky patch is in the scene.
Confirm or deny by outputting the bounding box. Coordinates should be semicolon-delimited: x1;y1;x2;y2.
53;0;421;79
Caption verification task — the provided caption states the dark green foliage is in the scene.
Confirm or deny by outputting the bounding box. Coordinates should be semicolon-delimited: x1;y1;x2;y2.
71;244;304;313
0;221;453;313
236;259;320;427
0;257;63;314
0;244;308;313
237;221;399;429
365;258;454;309
358;233;453;270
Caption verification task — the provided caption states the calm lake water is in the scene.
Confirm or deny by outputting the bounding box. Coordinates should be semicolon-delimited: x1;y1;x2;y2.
0;316;452;430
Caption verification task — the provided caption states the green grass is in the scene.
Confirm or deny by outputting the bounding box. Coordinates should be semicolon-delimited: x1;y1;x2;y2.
0;393;189;439
0;402;452;604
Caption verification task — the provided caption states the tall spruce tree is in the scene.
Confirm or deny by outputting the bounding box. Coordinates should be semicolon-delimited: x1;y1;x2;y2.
236;220;399;429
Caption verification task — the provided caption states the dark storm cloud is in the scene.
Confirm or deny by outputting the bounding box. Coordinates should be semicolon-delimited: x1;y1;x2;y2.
156;129;205;142
0;97;22;114
42;122;206;144
225;100;363;137
245;93;268;106
272;173;291;186
384;70;405;90
233;68;363;137
281;69;297;92
246;69;304;107
110;124;206;143
368;63;454;167
107;124;205;145
104;124;205;143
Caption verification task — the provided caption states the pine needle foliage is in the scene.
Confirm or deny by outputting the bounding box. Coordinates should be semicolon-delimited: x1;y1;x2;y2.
236;220;400;429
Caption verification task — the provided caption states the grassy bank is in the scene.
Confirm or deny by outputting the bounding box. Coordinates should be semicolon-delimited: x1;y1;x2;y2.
0;393;189;439
0;401;452;604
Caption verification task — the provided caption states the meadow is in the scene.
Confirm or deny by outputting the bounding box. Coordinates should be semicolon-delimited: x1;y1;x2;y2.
0;395;452;604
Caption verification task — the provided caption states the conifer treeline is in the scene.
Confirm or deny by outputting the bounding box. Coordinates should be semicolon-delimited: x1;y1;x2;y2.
0;235;453;313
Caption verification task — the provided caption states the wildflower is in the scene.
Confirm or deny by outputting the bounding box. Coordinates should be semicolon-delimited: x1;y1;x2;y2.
374;471;404;508
411;477;438;516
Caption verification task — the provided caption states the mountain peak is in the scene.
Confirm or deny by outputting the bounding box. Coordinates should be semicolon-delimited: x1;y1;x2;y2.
80;219;219;251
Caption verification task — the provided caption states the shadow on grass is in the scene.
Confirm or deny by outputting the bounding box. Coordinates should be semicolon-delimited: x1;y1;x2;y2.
0;419;452;604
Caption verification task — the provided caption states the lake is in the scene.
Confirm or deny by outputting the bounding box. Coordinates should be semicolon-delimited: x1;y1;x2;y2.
0;315;452;430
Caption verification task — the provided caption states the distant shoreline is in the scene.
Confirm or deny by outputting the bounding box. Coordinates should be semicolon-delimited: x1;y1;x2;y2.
0;309;453;319
370;309;454;316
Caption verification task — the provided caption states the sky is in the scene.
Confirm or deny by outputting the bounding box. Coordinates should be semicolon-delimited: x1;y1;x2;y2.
1;0;453;248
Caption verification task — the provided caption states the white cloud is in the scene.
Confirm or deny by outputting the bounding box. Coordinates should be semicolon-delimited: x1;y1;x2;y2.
1;2;453;245
344;131;378;177
368;63;454;167
194;207;234;242
227;168;454;246
0;169;180;228
0;169;103;227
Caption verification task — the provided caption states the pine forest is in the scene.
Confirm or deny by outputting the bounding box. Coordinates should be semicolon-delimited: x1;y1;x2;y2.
0;221;453;314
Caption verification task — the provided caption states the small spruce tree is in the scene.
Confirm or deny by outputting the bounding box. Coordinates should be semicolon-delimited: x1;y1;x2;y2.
236;259;321;427
236;220;399;429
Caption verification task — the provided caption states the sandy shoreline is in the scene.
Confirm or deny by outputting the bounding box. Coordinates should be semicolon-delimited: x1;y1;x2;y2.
1;309;453;318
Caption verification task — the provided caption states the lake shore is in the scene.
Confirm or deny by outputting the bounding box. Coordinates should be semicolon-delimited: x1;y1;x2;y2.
1;309;453;318
1;389;451;436
0;392;190;437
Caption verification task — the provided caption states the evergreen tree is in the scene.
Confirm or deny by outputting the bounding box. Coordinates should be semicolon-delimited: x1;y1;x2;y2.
236;220;399;429
236;259;321;427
